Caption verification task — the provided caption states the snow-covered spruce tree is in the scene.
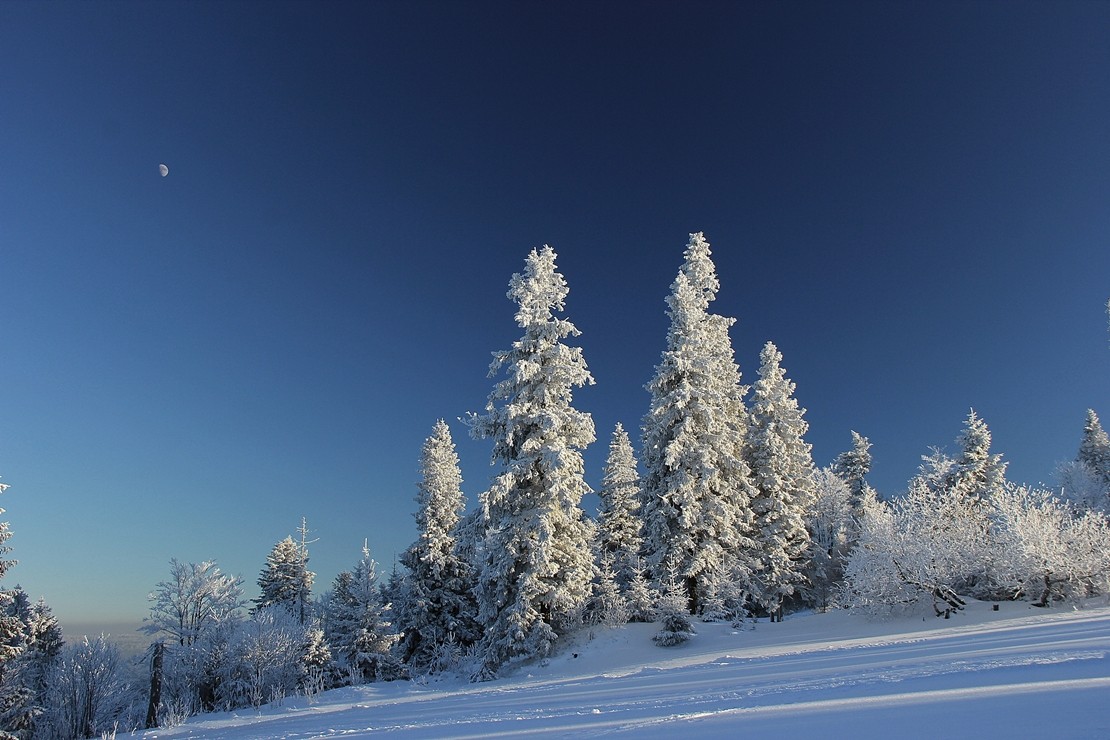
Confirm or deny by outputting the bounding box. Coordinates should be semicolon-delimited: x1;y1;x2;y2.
254;532;314;624
1078;408;1110;483
831;430;877;526
945;409;1008;511
596;423;644;591
395;420;479;673
624;560;658;623
640;233;758;618
652;565;696;646
746;341;816;618
585;553;630;628
143;559;246;647
0;589;63;738
324;544;402;684
0;480;21;668
467;245;596;680
1077;409;1110;490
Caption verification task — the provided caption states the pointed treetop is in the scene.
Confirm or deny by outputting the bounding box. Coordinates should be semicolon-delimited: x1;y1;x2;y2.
508;245;568;328
1078;408;1110;483
678;231;720;310
957;409;994;465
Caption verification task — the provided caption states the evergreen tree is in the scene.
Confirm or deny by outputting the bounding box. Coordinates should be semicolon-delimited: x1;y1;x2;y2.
831;431;876;522
324;544;402;683
585;553;630;627
395;420;479;672
596;423;644;590
747;341;816;618
0;483;21;669
652;565;696;646
640;233;758;616
945;409;1007;509
255;533;314;624
468;245;596;679
0;589;63;737
1077;409;1110;489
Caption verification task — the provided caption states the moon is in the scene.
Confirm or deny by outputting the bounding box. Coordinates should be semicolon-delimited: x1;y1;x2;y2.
158;163;169;177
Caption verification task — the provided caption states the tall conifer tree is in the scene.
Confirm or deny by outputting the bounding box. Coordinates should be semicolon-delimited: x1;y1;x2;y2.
747;341;816;617
395;420;478;671
641;233;757;616
596;423;644;590
468;246;596;679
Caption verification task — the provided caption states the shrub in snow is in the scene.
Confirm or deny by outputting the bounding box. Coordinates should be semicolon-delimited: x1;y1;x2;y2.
38;636;141;739
1057;460;1107;514
652;567;696;646
841;475;987;617
222;606;338;709
990;484;1110;606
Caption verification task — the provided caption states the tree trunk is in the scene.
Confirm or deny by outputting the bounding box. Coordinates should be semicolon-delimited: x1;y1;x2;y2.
146;641;164;729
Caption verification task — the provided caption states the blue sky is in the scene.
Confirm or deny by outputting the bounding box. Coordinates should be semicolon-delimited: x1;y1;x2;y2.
1;0;1107;629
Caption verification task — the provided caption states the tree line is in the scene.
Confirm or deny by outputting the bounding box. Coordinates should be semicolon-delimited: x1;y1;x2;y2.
1;233;1107;736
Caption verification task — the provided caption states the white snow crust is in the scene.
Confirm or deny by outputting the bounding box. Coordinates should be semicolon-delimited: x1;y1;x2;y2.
133;599;1110;739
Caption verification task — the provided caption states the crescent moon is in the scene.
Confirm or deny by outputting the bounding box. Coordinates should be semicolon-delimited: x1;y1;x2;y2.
159;164;169;177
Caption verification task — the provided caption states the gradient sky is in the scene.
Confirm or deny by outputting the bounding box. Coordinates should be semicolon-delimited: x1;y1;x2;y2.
1;0;1107;630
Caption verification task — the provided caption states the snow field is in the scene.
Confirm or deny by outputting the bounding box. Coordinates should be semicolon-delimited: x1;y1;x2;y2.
134;599;1110;739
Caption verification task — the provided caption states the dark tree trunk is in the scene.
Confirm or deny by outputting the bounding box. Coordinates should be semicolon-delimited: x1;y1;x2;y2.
685;577;699;615
146;641;164;729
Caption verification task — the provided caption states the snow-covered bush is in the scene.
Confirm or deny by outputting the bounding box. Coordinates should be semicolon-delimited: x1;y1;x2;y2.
806;468;854;611
842;477;987;616
226;606;334;709
990;484;1110;606
1057;460;1107;513
652;567;696;646
38;636;141;739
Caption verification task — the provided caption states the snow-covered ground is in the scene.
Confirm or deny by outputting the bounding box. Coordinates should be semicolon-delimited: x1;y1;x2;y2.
134;600;1110;739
